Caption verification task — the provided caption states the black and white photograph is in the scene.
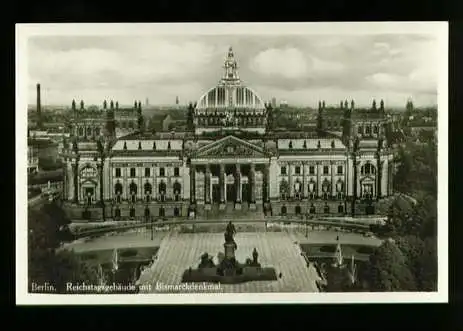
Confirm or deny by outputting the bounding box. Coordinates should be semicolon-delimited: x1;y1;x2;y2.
16;23;448;304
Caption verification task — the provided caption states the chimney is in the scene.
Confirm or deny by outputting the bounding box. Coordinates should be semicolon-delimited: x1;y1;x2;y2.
36;83;42;129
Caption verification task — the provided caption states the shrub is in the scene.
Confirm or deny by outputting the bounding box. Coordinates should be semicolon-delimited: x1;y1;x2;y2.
319;245;336;253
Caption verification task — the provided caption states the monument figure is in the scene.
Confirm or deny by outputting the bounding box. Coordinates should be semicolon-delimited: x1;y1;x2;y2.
224;221;237;248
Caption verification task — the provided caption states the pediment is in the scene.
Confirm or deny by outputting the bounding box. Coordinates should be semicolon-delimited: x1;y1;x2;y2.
192;135;268;158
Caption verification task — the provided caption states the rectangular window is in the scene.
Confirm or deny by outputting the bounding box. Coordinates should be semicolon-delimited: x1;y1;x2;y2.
309;166;315;175
365;126;371;134
337;165;343;175
130;168;136;177
174;167;180;177
115;168;121;178
373;125;379;134
281;166;287;175
145;168;150;177
295;166;301;175
159;167;165;177
323;166;329;175
358;126;363;134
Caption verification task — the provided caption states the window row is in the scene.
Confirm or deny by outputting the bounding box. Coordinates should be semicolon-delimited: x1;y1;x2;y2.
77;127;101;137
113;206;182;218
114;167;180;178
358;124;380;135
280;165;344;176
280;203;345;215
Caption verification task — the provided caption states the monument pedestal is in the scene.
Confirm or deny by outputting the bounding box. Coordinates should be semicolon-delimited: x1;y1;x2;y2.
224;242;236;260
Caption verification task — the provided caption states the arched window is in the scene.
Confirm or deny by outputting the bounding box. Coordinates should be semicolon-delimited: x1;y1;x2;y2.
129;182;137;195
173;182;181;201
280;180;289;200
159;182;166;201
144;182;152;195
361;163;376;175
307;179;316;200
86;127;92;136
336;180;345;200
309;204;316;214
114;182;123;203
94;127;100;136
323;204;330;214
281;205;287;215
322;179;331;200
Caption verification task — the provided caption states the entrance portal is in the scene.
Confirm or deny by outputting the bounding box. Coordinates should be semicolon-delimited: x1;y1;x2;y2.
226;183;236;202
212;184;220;203
242;183;251;203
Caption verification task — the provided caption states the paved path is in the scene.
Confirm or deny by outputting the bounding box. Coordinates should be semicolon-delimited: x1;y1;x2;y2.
137;232;321;293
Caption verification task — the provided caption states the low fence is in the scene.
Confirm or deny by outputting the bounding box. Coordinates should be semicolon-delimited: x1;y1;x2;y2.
70;214;381;238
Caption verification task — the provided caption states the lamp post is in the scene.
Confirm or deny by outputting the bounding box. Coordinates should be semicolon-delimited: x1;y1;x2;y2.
151;216;154;241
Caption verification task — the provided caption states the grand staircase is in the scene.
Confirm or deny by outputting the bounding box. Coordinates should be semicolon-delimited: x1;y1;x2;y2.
196;202;265;220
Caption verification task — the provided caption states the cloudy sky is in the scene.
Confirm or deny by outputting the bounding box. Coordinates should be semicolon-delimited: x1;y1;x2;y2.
27;34;438;108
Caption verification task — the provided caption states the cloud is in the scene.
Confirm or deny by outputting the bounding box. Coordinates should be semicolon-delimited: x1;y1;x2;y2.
249;47;309;79
27;34;439;107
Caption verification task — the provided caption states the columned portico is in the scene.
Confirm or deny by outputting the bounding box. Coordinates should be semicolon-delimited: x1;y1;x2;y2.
235;163;242;209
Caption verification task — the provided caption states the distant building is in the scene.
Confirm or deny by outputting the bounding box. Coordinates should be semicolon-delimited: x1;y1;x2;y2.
271;97;277;108
27;144;39;174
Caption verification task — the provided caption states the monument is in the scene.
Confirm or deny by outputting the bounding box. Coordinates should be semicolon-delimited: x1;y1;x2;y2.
182;222;277;284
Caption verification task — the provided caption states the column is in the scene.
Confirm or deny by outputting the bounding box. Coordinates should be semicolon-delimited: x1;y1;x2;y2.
250;163;256;203
67;161;74;201
288;163;293;198
331;161;336;197
205;164;211;204
317;162;322;198
347;157;353;197
356;161;361;198
152;163;157;201
190;164;196;202
220;163;225;203
377;159;383;199
381;159;388;197
235;164;242;203
302;162;308;199
265;163;270;201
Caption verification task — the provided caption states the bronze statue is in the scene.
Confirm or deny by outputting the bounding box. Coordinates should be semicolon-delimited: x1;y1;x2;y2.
224;221;237;248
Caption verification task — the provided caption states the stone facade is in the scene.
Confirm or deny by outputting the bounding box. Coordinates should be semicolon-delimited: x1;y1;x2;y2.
61;47;394;220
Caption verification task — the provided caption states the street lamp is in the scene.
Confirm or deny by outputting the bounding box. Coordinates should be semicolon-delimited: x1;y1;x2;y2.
151;216;154;241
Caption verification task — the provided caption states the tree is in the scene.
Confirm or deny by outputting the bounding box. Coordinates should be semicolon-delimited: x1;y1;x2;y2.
28;203;97;293
365;240;416;291
50;250;99;293
415;237;437;291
